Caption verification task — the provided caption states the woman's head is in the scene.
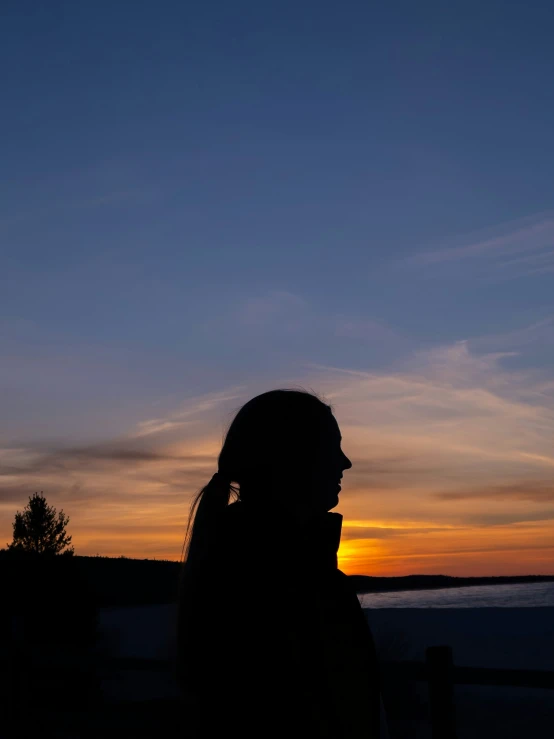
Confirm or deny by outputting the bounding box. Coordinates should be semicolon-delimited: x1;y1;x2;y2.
220;389;351;512
183;389;352;561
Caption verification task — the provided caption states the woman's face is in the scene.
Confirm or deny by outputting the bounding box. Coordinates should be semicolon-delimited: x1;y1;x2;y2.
309;413;352;512
240;402;352;515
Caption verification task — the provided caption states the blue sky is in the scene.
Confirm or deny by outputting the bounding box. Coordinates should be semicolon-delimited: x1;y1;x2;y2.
1;1;554;572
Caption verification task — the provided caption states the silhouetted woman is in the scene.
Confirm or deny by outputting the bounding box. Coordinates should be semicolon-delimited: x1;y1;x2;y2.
176;390;384;738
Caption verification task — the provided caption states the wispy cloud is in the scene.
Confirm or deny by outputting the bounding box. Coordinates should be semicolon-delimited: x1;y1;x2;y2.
436;481;554;503
408;211;554;279
130;389;244;439
468;316;554;354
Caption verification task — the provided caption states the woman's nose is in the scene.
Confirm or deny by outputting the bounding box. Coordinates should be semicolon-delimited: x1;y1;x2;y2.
342;452;352;470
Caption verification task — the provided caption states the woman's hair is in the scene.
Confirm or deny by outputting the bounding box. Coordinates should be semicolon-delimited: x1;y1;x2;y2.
182;389;332;565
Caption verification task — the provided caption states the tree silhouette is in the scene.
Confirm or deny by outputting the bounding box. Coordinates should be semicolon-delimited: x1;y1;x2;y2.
8;492;74;555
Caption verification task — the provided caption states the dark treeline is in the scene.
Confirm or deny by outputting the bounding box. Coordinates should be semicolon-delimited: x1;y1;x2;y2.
75;555;182;607
0;550;181;610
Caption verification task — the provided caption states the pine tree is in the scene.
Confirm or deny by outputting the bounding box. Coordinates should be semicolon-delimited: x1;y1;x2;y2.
8;492;74;556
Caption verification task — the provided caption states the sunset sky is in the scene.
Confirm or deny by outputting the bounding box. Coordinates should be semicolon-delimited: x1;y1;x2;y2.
2;1;554;576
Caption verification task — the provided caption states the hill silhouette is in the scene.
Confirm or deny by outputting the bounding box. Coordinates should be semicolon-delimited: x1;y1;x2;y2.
350;573;554;593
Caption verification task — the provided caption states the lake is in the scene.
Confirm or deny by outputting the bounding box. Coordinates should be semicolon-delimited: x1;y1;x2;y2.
358;580;554;608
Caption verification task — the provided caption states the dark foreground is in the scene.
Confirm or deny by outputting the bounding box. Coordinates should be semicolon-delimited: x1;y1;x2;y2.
2;553;554;737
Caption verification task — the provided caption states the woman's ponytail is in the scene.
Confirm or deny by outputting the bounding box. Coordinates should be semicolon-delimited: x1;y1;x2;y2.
182;471;235;565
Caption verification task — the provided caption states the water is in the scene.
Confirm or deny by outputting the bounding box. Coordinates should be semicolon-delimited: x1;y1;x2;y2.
358;581;554;608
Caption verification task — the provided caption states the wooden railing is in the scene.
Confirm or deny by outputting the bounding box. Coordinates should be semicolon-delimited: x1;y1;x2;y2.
382;645;554;739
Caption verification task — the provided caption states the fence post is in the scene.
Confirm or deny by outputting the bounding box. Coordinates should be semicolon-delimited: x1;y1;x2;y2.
426;645;457;739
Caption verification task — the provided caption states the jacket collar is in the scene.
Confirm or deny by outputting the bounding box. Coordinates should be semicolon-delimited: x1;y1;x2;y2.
227;501;342;571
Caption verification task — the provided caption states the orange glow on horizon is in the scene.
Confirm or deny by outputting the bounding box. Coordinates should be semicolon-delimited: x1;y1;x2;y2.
55;514;554;577
337;518;554;576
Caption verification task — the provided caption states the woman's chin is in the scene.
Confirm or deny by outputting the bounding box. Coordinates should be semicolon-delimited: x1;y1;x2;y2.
327;494;340;511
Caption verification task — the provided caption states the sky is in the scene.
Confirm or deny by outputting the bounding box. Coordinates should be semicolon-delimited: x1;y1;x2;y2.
1;0;554;576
